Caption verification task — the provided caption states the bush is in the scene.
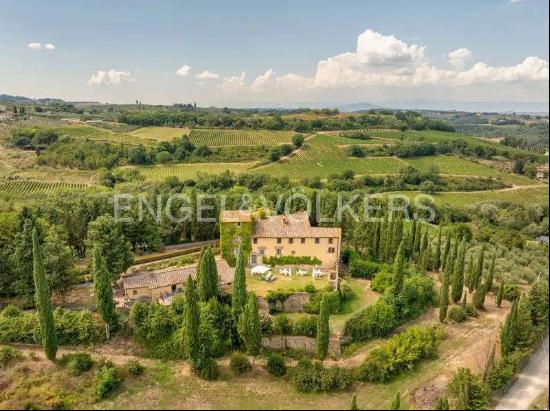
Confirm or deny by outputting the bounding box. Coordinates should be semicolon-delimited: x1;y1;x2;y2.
94;365;122;400
344;299;398;343
266;353;286;376
194;356;219;380
349;258;379;279
464;304;478;317
371;270;393;292
293;316;317;337
305;289;340;314
304;283;316;294
448;307;468;323
271;315;293;335
1;305;21;318
0;346;22;368
263;255;321;266
487;351;525;391
230;352;251;375
338;281;354;302
60;353;94;376
122;360;145;377
448;368;489;410
290;359;351;392
503;284;521;302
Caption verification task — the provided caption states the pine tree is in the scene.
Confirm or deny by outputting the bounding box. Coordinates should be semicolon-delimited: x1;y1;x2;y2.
501;298;519;356
471;244;486;291
496;281;504;308
435;396;449;410
232;244;247;322
439;271;450;323
184;276;200;363
350;395;359;410
92;247;118;336
238;293;262;357
451;238;466;303
390;392;401;410
32;228;57;361
198;247;219;301
434;224;443;271
391;242;405;296
441;235;451;272
317;294;330;360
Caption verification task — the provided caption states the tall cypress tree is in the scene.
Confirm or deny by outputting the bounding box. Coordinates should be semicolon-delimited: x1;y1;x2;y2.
420;245;433;274
471;244;486;291
384;216;395;262
439;270;450;323
408;219;417;257
413;223;422;258
184;276;200;363
32;228;57;361
451;238;466;303
232;244;248;322
473;279;487;309
447;237;458;278
420;228;429;257
317;294;330;360
392;215;404;259
238;293;262;358
496;282;504;308
92;247;118;335
486;254;496;293
441;235;451;272
391;242;405;296
501;298;519;356
373;219;381;260
198;247;219;301
465;255;474;290
434;224;443;271
350;395;359;410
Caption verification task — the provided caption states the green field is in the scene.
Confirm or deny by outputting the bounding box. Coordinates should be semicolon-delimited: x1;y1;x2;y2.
51;124;155;146
188;128;297;147
256;134;405;178
129;126;190;141
0;179;89;197
126;162;258;181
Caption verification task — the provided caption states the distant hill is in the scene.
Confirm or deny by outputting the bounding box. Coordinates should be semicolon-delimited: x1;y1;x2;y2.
337;102;381;112
0;94;65;104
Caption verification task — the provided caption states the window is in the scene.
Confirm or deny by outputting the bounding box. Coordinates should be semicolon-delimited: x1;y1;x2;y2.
253;238;258;244
329;238;333;244
289;238;294;244
277;238;282;244
171;284;177;292
132;289;137;295
259;248;265;255
328;247;335;253
315;238;320;244
276;248;282;256
291;250;296;255
301;238;306;244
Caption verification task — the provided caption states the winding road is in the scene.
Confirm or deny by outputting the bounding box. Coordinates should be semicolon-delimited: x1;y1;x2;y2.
494;334;549;410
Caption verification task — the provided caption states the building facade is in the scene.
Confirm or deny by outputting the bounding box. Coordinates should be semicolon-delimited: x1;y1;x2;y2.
220;210;341;270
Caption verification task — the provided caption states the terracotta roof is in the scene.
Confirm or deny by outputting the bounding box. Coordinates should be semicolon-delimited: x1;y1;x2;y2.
123;258;234;290
220;210;253;223
253;211;341;238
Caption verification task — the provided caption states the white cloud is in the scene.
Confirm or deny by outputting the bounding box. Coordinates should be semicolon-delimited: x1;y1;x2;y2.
44;43;56;50
176;64;191;77
196;70;219;80
87;69;133;86
27;42;56;50
219;72;246;93
448;48;472;70
251;68;275;91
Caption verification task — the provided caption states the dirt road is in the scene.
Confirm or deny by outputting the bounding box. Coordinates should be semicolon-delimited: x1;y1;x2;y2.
494;334;549;410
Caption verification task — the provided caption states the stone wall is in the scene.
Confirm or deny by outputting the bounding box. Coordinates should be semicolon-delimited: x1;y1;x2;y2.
262;335;342;358
258;292;312;313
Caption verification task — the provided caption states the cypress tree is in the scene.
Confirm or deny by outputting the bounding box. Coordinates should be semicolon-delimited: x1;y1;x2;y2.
496;282;504;308
486;254;496;293
451;238;466;303
439;271;450;323
373;219;381;260
232;244;247;322
447;237;458;278
420;245;432;274
390;392;401;410
92;247;118;336
408;219;417;257
391;242;405;296
434;224;443;271
184;276;200;363
392;215;404;258
473;280;487;309
238;293;262;358
501;298;519;356
198;247;219;301
32;228;57;361
384;216;395;262
420;228;429;256
317;294;330;360
350;395;359;410
413;223;422;258
465;255;474;290
471;244;486;291
441;235;451;272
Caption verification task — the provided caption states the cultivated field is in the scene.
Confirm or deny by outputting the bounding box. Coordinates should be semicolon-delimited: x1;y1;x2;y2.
50;124;155;146
129;126;190;141
0;179;89;197
125;162;258;181
188;129;297;147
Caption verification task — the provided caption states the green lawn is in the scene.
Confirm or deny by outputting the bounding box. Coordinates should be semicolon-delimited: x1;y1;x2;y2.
246;270;330;297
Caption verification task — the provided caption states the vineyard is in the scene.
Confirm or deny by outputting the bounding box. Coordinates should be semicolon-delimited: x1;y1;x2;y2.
188;128;297;147
125;162;258;181
0;180;89;197
50;125;155;146
129;126;190;141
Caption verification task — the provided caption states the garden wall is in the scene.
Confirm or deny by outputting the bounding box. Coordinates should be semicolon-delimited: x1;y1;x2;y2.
258;292;312;313
262;335;342;358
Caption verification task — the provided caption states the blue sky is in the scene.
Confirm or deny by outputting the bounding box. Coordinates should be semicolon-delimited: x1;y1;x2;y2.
0;0;548;109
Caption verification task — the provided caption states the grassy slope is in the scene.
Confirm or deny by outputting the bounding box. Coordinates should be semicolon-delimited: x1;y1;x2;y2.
129;126;190;141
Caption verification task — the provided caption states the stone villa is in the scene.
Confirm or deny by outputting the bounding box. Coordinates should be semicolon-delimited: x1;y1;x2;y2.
220;210;341;270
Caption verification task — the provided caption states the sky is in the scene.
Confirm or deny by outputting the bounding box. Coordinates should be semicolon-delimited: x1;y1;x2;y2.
0;0;548;110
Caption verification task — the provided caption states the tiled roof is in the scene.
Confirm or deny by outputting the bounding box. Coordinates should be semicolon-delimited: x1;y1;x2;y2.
253;211;341;238
123;258;234;290
220;210;253;223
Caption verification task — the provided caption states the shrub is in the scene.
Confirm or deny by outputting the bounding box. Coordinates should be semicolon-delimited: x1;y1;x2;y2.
263;256;321;266
319;366;352;392
305;289;340;314
371;270;393;292
94;365;122;400
60;353;94;376
338;281;354;302
122;360;145;377
487;351;525;391
1;305;21;318
271;315;293;335
356;347;391;382
448;307;468;323
266;353;286;376
290;359;351;392
0;346;22;368
230;352;251;375
344;299;398;343
304;283;316;294
464;304;479;317
349;258;379;279
503;284;520;302
293;316;317;337
448;368;489;410
194;356;219;380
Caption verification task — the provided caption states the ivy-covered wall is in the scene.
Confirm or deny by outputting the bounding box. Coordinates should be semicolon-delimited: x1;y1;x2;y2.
220;221;253;266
